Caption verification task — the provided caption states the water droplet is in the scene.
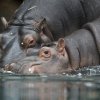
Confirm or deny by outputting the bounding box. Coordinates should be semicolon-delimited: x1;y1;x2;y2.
29;68;33;73
10;32;13;35
90;69;96;75
85;82;94;87
21;42;24;45
62;73;66;75
77;73;82;76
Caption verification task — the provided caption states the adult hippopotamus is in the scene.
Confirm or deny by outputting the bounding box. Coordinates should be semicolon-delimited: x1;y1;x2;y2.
1;0;100;70
4;18;100;74
8;0;100;46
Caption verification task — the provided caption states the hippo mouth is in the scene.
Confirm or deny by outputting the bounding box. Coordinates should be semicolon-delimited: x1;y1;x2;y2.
3;58;47;75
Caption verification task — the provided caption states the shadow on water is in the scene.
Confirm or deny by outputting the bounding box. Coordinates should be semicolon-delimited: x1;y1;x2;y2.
0;66;100;100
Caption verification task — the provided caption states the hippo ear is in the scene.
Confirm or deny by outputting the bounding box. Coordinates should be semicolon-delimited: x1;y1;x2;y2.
0;34;3;59
38;18;46;28
39;18;54;42
56;38;65;55
34;18;46;29
1;17;8;28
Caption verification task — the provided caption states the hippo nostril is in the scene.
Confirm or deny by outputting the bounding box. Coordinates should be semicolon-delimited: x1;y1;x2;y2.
4;63;17;71
4;64;12;70
4;64;10;70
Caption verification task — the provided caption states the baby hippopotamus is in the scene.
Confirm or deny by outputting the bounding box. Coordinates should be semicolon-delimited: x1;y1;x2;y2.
4;18;100;74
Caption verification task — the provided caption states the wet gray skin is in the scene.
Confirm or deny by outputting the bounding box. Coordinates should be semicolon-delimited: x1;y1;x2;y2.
3;38;70;75
0;25;40;67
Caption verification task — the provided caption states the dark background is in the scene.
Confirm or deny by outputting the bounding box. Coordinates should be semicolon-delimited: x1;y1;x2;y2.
0;0;23;32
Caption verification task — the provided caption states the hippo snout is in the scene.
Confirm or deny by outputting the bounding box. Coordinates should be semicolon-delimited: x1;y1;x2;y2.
4;62;25;74
4;59;44;75
28;65;46;74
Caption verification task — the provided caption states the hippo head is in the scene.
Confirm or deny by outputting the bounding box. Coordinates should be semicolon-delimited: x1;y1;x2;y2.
1;16;54;47
0;16;54;68
4;38;71;74
18;18;54;48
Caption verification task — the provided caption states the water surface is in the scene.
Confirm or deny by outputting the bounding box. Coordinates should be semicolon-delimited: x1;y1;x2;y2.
0;65;100;100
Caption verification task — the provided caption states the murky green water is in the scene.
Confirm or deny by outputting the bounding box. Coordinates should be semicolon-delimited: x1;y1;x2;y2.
0;66;100;100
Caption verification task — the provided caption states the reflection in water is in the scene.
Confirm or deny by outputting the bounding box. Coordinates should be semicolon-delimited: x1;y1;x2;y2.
0;74;100;100
0;65;100;100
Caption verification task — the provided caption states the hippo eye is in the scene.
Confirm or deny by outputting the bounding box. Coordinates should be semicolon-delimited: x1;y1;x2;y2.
39;49;51;60
22;34;36;48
